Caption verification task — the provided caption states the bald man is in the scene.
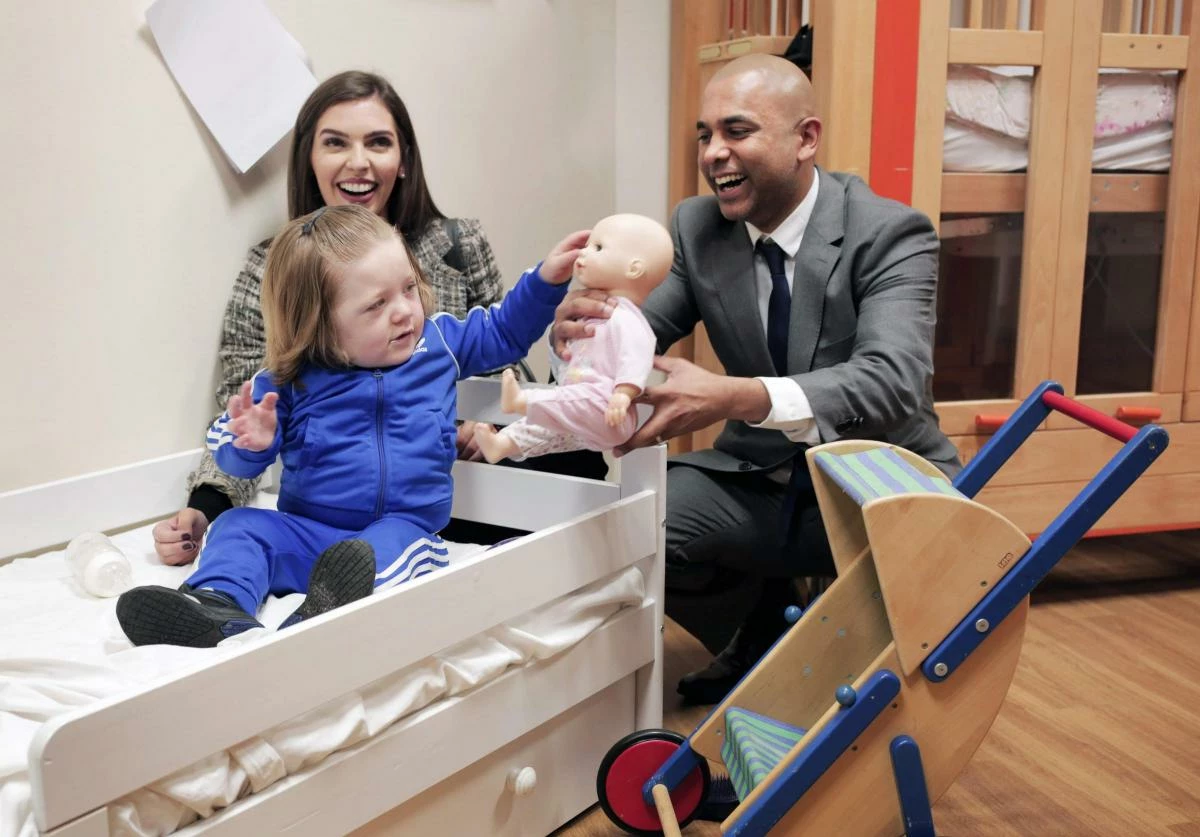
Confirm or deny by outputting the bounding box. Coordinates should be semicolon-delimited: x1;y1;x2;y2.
554;55;960;704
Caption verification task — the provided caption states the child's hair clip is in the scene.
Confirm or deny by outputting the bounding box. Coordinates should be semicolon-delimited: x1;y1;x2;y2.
301;206;329;236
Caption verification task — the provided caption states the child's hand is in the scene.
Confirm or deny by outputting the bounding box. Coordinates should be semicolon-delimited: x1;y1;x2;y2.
540;230;591;285
226;380;278;452
606;391;633;427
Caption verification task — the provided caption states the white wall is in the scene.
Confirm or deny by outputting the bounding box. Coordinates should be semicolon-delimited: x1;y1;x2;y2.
0;0;669;493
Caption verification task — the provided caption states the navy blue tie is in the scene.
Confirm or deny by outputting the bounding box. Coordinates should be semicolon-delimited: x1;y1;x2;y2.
757;238;790;376
758;238;809;544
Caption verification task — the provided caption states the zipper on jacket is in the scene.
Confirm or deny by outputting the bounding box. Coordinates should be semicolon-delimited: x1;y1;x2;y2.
374;370;386;519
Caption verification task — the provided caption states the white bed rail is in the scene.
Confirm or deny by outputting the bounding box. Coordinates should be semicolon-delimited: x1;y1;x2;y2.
0;450;204;559
0;378;611;558
28;482;657;831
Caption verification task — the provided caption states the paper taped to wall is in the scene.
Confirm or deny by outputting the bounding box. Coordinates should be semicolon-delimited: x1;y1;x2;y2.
146;0;317;173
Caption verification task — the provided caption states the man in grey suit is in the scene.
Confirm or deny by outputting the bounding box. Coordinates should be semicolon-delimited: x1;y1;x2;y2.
554;55;959;704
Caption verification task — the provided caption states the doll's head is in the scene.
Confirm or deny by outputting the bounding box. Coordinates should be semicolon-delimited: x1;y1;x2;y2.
263;204;436;384
573;213;673;306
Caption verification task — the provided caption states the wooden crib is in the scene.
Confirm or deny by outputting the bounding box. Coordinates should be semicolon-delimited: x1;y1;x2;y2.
668;0;1200;536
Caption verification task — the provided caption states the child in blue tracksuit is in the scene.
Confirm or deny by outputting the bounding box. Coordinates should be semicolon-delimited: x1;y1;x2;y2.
117;205;586;647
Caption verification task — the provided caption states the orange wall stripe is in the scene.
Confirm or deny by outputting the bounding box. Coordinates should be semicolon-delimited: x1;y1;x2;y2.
870;0;922;204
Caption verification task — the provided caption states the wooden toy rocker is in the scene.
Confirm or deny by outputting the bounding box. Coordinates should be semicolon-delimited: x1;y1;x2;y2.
596;382;1168;836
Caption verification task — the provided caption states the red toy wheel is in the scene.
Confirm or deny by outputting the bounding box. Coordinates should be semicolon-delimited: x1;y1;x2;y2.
596;729;710;835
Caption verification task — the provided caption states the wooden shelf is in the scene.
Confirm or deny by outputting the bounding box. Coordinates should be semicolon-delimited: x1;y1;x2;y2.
941;173;1169;214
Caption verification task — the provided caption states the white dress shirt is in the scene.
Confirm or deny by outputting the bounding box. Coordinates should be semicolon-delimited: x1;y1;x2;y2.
744;169;822;446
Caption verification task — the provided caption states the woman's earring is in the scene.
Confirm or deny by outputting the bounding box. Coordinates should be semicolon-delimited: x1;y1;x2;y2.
398;170;406;180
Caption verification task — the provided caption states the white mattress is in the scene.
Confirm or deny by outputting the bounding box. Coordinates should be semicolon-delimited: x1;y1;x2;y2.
943;65;1177;172
0;505;644;837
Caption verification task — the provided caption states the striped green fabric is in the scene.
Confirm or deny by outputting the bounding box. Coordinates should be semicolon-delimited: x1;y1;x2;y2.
721;708;807;800
813;448;962;506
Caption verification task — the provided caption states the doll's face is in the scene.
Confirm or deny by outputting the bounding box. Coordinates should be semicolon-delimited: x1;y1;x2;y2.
331;236;426;368
572;215;673;300
572;217;646;295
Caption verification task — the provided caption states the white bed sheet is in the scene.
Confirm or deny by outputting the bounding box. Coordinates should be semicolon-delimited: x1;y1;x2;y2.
943;64;1177;172
0;506;644;837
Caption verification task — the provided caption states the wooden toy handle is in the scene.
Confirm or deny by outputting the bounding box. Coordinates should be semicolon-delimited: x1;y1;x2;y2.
1042;391;1138;442
1115;405;1162;423
651;783;683;837
974;414;1009;433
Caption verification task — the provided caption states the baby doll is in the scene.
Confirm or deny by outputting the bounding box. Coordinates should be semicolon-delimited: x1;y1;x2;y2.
473;213;672;463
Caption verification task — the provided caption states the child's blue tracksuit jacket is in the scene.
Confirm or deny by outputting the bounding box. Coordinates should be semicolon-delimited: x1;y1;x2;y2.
188;266;567;613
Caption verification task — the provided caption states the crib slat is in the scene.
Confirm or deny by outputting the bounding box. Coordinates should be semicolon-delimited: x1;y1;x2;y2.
1118;0;1134;32
968;0;984;29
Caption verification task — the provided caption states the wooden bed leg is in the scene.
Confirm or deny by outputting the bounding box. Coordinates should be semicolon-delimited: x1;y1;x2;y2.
651;783;684;837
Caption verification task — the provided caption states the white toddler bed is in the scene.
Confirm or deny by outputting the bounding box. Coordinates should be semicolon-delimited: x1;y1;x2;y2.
0;378;667;837
943;64;1177;171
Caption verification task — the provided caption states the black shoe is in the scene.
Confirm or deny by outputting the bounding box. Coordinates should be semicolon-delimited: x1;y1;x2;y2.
278;539;376;630
117;585;263;648
676;626;777;706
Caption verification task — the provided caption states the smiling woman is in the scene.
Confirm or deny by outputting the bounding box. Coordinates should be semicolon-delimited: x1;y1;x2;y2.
152;71;512;565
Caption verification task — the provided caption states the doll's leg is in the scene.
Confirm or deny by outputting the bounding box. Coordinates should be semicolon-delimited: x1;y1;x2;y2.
474;421;523;463
499;368;528;415
476;418;590;463
524;383;637;450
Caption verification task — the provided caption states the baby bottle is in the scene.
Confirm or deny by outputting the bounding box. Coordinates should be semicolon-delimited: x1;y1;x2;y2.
65;532;134;598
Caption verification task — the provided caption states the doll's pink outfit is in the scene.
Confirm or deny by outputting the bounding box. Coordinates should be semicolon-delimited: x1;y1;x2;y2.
503;298;655;459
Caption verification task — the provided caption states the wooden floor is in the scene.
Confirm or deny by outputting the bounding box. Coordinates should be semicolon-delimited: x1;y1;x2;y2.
555;530;1200;836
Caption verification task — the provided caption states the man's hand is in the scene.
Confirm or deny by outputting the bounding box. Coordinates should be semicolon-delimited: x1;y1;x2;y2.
615;356;771;455
227;380;278;451
550;289;616;360
152;508;209;565
540;230;592;285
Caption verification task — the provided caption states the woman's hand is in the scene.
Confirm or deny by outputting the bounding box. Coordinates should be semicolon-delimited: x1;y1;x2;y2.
550;289;617;360
539;230;591;285
456;420;493;461
152;508;209;565
227;380;278;452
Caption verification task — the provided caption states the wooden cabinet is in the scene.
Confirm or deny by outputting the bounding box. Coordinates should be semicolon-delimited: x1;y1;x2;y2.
668;0;1200;534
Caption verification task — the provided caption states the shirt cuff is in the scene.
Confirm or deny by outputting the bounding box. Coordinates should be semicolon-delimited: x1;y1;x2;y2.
188;484;235;525
750;377;822;445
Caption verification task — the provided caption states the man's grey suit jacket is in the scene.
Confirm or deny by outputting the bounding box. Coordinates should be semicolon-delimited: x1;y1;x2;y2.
642;169;961;478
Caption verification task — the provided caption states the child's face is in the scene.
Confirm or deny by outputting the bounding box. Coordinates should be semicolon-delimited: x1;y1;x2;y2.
332;236;426;368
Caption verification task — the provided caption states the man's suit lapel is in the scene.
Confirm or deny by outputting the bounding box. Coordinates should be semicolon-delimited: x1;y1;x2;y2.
789;170;843;374
709;218;776;374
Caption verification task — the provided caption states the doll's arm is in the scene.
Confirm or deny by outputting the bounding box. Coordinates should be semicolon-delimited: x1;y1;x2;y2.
606;383;641;427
